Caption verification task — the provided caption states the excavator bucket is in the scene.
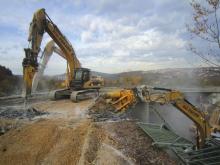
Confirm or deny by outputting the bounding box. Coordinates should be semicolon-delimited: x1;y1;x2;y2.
23;65;35;97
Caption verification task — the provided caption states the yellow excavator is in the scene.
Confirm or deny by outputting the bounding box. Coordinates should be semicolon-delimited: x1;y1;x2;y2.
22;8;102;101
102;86;220;149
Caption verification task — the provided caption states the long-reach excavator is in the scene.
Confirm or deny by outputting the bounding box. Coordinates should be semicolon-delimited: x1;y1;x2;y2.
31;40;71;93
22;8;102;101
102;86;220;149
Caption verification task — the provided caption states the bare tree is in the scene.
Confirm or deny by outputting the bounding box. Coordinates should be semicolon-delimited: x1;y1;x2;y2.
187;0;220;66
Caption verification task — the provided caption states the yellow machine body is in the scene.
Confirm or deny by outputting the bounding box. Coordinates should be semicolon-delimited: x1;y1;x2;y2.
102;87;217;148
104;89;136;112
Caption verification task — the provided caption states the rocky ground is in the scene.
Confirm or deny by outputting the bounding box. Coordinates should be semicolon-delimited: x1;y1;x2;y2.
0;97;177;165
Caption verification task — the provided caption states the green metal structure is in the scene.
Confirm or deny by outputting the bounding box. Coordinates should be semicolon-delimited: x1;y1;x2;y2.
138;122;193;148
137;106;220;164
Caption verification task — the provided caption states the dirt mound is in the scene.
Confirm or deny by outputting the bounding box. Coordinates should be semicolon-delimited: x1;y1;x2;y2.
0;118;176;165
0;119;91;165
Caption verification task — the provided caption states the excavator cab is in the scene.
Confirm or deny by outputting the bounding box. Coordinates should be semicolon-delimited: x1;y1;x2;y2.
71;68;91;90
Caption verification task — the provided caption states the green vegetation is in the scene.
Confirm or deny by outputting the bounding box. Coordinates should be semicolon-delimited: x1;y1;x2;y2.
0;65;22;96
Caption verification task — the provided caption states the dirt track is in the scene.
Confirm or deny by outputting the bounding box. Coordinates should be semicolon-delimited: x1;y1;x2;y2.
0;99;176;165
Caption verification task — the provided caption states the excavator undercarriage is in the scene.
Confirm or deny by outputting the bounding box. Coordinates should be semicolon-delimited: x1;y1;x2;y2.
48;67;100;102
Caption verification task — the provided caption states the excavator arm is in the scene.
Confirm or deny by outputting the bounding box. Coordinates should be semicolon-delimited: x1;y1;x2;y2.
139;86;211;148
23;8;80;97
103;86;212;148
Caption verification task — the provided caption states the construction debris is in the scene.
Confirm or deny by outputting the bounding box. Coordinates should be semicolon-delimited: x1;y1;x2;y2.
88;97;129;122
0;107;48;119
99;121;177;165
172;139;220;165
0;106;48;135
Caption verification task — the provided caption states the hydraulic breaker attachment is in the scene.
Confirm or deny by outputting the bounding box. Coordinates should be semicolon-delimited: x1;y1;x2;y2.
22;48;38;97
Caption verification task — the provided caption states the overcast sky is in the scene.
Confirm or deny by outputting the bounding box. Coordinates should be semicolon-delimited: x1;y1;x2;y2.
0;0;208;75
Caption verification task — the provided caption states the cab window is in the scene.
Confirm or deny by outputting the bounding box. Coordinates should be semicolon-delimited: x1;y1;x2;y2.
75;70;83;80
83;71;89;81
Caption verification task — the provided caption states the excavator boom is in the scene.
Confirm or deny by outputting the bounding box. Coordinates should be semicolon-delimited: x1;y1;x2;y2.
23;8;80;97
140;86;211;148
102;86;214;148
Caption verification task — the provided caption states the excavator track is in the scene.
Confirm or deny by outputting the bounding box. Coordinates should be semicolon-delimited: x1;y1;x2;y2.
49;89;71;100
49;88;99;102
70;89;99;102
